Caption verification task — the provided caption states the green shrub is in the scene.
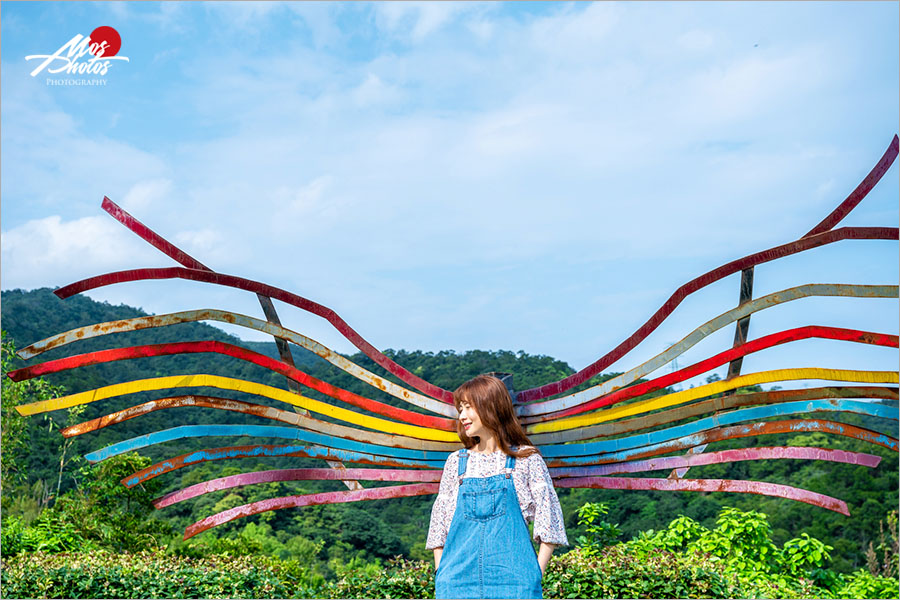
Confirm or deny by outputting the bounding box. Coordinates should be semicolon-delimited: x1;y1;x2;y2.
0;549;326;599
543;545;738;599
327;555;435;599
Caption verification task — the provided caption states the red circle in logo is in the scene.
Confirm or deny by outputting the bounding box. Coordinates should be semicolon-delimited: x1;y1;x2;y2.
89;26;121;57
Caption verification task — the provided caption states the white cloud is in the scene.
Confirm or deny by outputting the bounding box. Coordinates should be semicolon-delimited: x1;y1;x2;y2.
375;1;488;43
352;73;403;108
121;179;172;212
0;215;162;290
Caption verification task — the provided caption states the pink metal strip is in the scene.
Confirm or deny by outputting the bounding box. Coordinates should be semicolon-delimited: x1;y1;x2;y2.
183;482;440;539
154;445;879;509
554;477;850;515
155;468;443;508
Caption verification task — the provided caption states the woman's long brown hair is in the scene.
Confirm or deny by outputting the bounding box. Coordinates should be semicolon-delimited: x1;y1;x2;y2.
453;375;539;459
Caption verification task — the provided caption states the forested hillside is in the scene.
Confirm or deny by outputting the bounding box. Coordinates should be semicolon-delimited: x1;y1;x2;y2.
1;287;896;578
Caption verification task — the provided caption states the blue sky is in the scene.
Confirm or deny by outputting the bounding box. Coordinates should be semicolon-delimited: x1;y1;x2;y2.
2;1;898;390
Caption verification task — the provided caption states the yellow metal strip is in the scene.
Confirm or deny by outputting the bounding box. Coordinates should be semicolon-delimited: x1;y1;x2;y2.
527;368;899;434
16;374;459;442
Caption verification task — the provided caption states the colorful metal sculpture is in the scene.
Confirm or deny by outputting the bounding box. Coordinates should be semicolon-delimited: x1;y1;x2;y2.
11;135;899;540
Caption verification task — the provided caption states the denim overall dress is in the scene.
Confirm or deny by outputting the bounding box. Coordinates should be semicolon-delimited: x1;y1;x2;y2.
434;448;543;599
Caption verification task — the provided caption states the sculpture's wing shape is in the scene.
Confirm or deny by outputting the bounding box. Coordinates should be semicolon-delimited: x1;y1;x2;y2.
12;135;899;540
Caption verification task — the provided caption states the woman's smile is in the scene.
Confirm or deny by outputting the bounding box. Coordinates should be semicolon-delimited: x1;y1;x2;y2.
458;401;484;438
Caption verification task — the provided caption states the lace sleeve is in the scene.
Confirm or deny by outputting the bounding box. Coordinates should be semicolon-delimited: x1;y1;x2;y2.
526;453;569;546
426;451;460;549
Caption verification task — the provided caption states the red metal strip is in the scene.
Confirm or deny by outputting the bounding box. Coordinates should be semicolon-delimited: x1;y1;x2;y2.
527;326;898;422
805;135;900;237
54;268;454;403
155;468;443;508
51;228;897;405
101;197;210;270
554;477;849;515
103;197;365;490
183;482;439;539
9;341;456;431
513;226;898;402
529;386;897;444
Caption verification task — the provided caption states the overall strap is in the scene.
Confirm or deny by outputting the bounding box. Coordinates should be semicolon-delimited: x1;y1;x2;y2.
457;448;468;477
505;446;518;470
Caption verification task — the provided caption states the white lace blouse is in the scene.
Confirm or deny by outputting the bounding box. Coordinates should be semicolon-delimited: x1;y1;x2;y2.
425;447;569;549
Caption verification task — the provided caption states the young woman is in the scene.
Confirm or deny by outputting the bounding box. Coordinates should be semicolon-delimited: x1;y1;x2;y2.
426;375;568;599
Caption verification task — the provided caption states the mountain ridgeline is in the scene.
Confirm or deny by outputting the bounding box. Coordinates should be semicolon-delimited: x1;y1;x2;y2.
1;287;896;573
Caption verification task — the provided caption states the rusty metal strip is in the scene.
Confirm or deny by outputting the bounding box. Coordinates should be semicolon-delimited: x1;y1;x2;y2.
518;284;899;417
155;468;444;508
155;445;878;509
10;341;456;431
61;395;460;452
541;419;898;469
514;227;898;403
101;196;364;491
183;482;440;539
83;424;455;464
124;418;897;489
525;326;898;423
15;374;459;442
549;446;881;479
80;397;896;464
805;135;899;237
529;386;897;445
54;268;455;404
536;398;897;458
123;444;445;488
14;309;457;419
527;368;899;434
553;476;850;515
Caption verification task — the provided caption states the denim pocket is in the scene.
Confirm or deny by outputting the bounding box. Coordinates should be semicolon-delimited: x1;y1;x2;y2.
462;489;506;521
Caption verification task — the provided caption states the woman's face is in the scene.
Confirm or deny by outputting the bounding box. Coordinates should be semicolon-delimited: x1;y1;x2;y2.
458;399;488;440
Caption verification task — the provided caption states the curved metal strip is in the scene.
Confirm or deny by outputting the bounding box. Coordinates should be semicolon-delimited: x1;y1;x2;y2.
536;399;897;458
553;477;849;515
529;326;898;422
16;374;459;442
84;424;455;464
529;386;898;445
520;302;899;417
549;446;881;478
14;309;457;418
155;467;445;508
53;269;455;404
514;226;898;402
61;395;460;452
805;135;899;237
125;418;896;489
541;420;898;468
155;445;879;509
96;397;893;464
10;341;456;431
48;229;900;405
183;482;440;539
123;444;446;488
527;368;899;434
